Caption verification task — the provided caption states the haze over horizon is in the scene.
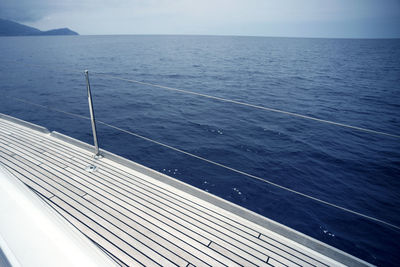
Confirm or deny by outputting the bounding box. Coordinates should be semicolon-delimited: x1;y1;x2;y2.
0;0;399;38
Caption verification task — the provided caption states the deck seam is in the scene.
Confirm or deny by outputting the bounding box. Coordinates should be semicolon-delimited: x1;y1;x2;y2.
47;196;145;266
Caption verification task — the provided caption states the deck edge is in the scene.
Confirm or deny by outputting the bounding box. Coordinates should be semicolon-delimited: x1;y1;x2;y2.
0;114;50;134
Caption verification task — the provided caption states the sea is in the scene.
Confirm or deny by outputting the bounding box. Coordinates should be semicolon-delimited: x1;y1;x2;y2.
0;35;399;266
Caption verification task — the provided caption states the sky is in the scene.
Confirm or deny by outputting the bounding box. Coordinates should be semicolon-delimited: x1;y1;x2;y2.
0;0;399;38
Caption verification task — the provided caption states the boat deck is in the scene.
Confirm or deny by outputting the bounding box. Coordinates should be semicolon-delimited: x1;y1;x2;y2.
0;114;371;266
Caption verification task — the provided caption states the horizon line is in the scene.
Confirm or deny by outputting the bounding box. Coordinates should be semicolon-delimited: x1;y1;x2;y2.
35;32;400;40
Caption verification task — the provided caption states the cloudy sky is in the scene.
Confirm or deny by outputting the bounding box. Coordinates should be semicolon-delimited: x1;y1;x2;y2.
1;0;399;38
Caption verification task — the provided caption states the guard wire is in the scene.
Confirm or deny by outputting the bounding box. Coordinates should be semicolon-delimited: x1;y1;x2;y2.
92;72;400;139
1;59;398;139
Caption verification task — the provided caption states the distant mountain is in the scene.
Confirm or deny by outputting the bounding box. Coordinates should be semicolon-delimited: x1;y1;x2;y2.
0;18;78;36
0;18;41;36
41;28;79;36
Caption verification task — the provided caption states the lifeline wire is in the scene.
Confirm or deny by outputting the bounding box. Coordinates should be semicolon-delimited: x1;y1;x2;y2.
4;95;400;231
1;59;398;139
93;72;400;139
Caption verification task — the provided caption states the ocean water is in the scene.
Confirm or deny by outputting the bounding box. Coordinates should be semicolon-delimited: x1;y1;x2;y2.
0;35;399;266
